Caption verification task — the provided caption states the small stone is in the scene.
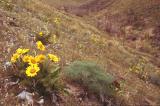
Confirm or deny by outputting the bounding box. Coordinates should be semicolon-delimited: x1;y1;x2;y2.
17;90;33;105
3;61;12;71
37;97;44;106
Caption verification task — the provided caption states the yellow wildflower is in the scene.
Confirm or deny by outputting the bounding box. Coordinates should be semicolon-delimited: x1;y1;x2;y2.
22;49;29;54
16;48;29;55
16;48;23;54
36;41;45;51
11;53;20;63
48;54;60;63
54;17;60;24
23;55;32;63
39;32;43;36
36;54;46;63
28;56;39;65
25;64;40;77
91;35;100;43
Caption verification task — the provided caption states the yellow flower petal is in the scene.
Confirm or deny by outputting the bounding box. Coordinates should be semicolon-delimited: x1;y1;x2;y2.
23;55;32;63
16;48;23;54
36;41;45;51
28;56;39;65
16;48;29;55
22;49;29;54
35;54;46;63
25;64;40;77
48;54;60;63
39;32;43;36
11;53;20;63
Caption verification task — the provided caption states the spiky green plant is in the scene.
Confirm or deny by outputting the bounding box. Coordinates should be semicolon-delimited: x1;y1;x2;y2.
64;61;116;96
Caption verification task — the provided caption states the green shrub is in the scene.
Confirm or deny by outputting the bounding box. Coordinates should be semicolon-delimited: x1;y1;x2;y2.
64;61;115;96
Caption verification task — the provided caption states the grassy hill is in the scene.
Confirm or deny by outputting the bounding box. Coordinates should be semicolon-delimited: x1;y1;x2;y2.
0;0;160;105
45;0;160;67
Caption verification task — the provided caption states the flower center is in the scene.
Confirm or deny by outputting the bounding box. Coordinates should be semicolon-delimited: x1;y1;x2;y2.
30;68;36;74
31;59;37;64
39;44;43;48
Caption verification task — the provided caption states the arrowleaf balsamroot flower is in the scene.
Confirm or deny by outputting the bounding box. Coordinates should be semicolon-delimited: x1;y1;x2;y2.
54;17;60;25
35;54;46;63
23;55;32;63
28;56;39;65
48;54;60;63
36;41;45;51
16;48;29;55
39;32;43;36
11;53;20;63
25;64;40;77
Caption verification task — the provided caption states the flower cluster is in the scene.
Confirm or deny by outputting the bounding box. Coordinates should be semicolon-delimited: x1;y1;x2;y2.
10;38;60;77
90;34;106;46
129;58;146;74
54;17;60;25
11;48;29;63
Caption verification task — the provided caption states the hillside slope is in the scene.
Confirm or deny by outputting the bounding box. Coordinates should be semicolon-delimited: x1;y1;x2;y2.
0;0;160;105
44;0;160;67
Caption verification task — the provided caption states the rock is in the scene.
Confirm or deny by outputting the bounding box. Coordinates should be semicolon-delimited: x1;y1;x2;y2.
3;61;12;71
149;73;160;86
17;90;33;105
52;93;58;104
37;96;44;106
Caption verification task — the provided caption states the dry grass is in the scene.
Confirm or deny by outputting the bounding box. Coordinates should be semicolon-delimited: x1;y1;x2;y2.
40;0;92;7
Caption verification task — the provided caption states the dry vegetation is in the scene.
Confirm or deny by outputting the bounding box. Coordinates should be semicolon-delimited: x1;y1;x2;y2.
0;0;160;106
